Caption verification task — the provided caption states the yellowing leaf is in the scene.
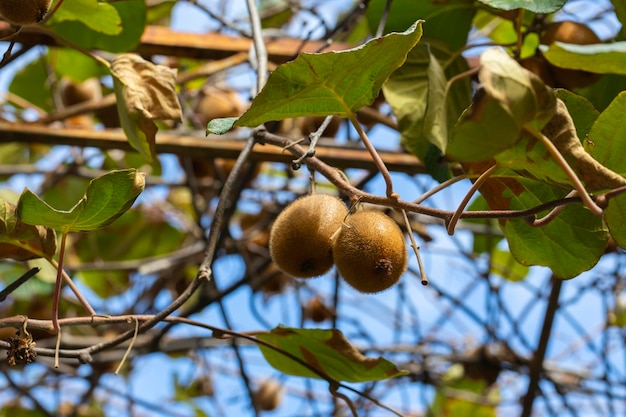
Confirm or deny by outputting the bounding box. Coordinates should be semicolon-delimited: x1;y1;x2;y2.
0;200;56;261
111;54;182;161
256;326;408;383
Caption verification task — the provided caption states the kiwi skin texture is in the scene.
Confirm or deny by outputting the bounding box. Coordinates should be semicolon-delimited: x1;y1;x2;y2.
0;0;51;26
269;194;348;278
333;210;407;294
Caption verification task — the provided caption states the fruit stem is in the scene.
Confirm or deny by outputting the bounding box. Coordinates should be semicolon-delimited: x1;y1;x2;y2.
525;127;603;215
400;209;429;285
349;113;395;197
51;231;69;334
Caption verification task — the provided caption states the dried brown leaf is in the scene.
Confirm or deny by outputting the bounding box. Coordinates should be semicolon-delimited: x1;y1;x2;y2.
110;54;182;121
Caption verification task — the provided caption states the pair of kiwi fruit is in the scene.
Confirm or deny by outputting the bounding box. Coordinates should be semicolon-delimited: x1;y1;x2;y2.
268;194;408;293
0;0;51;26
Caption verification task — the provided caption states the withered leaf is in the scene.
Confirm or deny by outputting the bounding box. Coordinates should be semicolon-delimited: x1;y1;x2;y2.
0;200;56;261
110;54;182;161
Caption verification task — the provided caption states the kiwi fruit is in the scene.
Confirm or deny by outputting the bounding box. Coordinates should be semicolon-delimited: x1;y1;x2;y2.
60;77;102;106
0;0;51;26
303;297;333;323
269;194;347;278
539;21;601;89
253;379;283;411
194;85;244;127
333;210;407;293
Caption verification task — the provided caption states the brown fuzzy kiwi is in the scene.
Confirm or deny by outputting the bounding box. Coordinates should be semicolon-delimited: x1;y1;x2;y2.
333;210;407;293
540;21;601;89
253;379;283;411
194;86;245;127
269;194;347;278
0;0;51;26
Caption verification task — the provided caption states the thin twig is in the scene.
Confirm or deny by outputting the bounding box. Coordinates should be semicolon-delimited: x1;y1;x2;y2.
349;114;395;198
400;209;428;285
292;115;335;167
0;267;40;302
521;275;563;417
446;163;498;235
245;0;268;93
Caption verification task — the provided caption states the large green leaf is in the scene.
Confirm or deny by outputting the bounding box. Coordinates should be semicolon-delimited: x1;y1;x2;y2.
48;0;146;53
16;169;145;233
490;176;607;279
227;21;423;128
367;0;475;50
477;0;566;13
256;327;408;383
587;92;626;248
542;42;626;74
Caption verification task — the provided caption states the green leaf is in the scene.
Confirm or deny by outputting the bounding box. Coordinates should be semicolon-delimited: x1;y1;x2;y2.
587;92;626;248
0;200;56;261
48;0;121;35
9;55;53;112
447;48;556;162
384;43;447;163
497;176;607;279
207;117;238;135
612;0;626;40
16;169;145;233
256;326;408;383
233;20;423;127
477;0;566;13
48;0;146;53
490;247;529;282
555;89;599;143
367;0;475;50
541;42;626;74
51;48;109;82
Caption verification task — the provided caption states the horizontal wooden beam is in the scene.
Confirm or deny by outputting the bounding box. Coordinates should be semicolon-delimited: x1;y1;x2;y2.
0;122;427;175
2;24;353;63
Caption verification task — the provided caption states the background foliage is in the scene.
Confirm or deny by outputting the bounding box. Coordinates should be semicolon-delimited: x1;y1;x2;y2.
0;0;625;416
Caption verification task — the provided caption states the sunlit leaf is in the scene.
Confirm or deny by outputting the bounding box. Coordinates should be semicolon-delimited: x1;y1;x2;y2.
542;42;626;74
256;326;408;382
48;0;121;34
231;21;423;128
48;0;146;53
16;169;145;233
477;0;566;13
587;92;626;248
